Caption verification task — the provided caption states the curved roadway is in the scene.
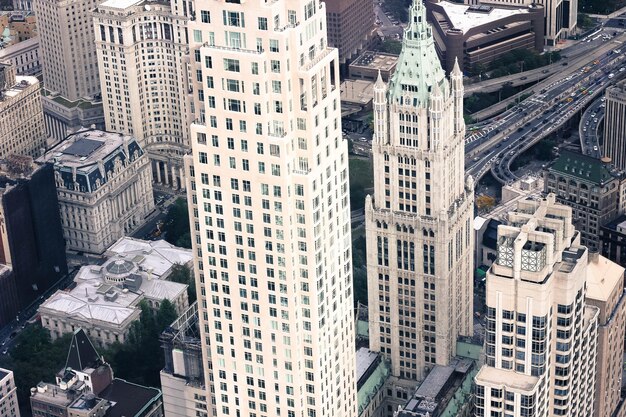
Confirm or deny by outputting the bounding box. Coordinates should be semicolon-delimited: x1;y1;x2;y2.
463;52;626;184
579;96;606;158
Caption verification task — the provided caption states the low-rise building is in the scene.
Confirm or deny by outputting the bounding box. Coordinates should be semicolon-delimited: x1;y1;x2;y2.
426;1;544;74
30;329;164;417
544;150;624;252
0;368;19;417
348;51;398;82
357;348;390;417
39;238;190;347
0;62;46;159
39;129;154;254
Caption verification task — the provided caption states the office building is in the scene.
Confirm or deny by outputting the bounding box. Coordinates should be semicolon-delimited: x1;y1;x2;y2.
425;1;544;74
0;62;46;158
159;302;208;417
325;0;375;66
0;368;19;417
474;195;599;417
544;150;623;252
586;253;626;417
185;0;357;415
365;0;474;381
348;51;398;82
39;237;190;346
601;215;626;267
0;156;67;326
32;0;104;142
30;329;164;417
472;0;576;46
0;37;41;76
93;0;190;188
39;129;154;254
604;80;626;172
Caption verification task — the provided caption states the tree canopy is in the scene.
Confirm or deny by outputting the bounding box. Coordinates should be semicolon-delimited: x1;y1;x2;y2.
168;263;197;304
163;198;191;249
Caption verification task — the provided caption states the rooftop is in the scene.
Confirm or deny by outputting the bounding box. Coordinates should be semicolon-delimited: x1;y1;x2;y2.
98;0;169;9
30;383;75;406
549;149;621;185
106;237;193;278
586;254;624;302
357;354;390;415
434;1;530;34
99;378;161;417
0;368;8;381
65;329;101;371
350;51;398;71
474;366;540;392
414;365;455;399
38;129;144;194
356;348;379;386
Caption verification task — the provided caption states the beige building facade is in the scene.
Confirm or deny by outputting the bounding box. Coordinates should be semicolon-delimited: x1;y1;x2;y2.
0;62;46;158
93;0;191;189
365;0;474;382
38;129;153;254
0;368;19;417
185;0;357;415
586;253;626;417
474;195;599;417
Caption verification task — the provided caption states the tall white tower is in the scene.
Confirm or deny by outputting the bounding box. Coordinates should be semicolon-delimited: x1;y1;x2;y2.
184;0;357;416
365;0;474;381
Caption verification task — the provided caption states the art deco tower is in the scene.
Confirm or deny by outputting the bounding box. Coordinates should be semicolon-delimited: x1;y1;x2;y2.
184;0;357;416
365;0;474;381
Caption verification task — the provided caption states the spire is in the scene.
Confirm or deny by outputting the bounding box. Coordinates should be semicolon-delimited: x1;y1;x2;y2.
387;0;447;108
374;70;385;90
65;328;102;372
451;57;462;78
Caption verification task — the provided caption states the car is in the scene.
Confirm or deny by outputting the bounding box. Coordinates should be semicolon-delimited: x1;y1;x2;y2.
594;118;598;123
542;69;549;74
509;151;515;156
496;144;502;148
562;62;569;66
520;76;528;80
503;136;509;141
1;349;7;355
584;127;587;131
620;67;625;72
517;127;524;132
591;113;596;117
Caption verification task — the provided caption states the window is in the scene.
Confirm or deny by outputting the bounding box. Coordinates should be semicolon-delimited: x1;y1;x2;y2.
193;30;202;42
252;62;259;75
271;60;280;73
228;99;242;112
201;10;210;23
226;79;240;92
224;58;240;72
224;10;244;27
258;17;268;30
270;39;279;52
272;80;281;93
205;56;213;68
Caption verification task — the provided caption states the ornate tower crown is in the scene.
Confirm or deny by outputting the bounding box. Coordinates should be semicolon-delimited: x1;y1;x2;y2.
388;0;447;108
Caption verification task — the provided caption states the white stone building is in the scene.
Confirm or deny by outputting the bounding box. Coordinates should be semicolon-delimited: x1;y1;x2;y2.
0;368;19;417
365;0;474;382
0;62;46;158
185;0;357;415
32;0;105;142
0;37;41;76
474;195;599;417
38;129;154;254
39;238;190;347
93;0;190;189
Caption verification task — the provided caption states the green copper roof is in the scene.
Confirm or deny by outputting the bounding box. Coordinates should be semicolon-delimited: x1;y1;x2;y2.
357;358;390;414
388;0;447;107
549;150;619;185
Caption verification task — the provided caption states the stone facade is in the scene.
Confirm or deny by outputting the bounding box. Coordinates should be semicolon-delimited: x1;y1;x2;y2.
366;0;474;382
38;129;154;254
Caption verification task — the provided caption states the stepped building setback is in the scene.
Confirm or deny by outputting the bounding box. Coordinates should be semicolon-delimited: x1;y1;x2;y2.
366;0;474;383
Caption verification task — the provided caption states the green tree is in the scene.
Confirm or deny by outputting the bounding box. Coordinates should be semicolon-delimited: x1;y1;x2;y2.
168;263;197;303
163;198;191;249
0;326;72;412
156;300;178;331
380;39;402;55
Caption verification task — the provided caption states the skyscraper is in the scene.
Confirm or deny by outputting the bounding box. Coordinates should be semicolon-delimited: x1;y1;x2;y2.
604;80;626;172
185;0;357;416
93;0;190;188
32;0;104;141
365;0;474;381
474;195;599;417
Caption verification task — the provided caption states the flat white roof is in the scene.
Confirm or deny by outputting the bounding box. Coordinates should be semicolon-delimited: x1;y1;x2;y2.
475;365;540;392
438;1;529;35
40;282;140;326
586;255;624;302
106;237;193;278
99;0;142;9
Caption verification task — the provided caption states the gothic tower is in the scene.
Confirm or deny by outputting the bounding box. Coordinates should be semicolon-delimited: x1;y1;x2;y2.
365;0;474;381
